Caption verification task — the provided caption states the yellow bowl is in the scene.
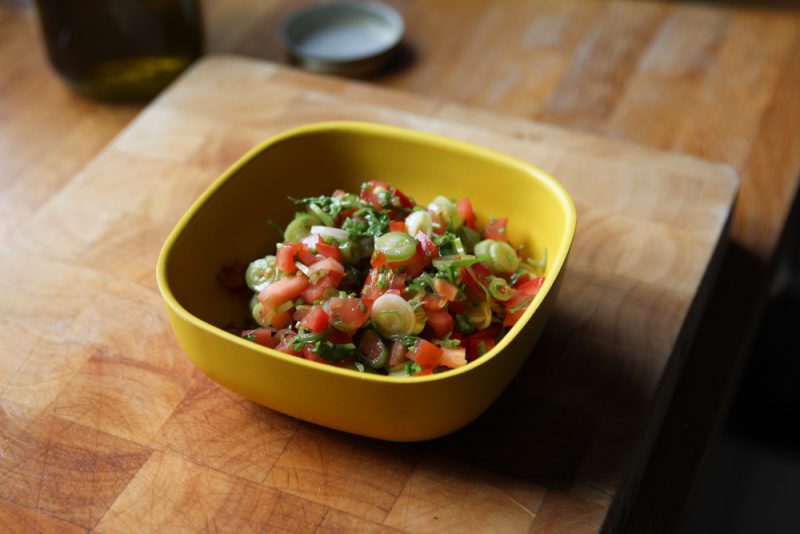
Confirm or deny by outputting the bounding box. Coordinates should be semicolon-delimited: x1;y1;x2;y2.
156;121;576;441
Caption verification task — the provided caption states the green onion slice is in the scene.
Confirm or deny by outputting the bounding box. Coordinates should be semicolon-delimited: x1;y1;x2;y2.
375;231;417;262
488;277;513;301
307;203;335;227
284;213;320;242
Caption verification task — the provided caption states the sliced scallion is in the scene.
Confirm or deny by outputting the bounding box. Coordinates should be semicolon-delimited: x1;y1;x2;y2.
375;231;417;262
487;276;512;301
284;213;320;242
307;203;335;227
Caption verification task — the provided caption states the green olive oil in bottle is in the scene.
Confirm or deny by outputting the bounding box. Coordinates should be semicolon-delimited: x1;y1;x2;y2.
34;0;204;101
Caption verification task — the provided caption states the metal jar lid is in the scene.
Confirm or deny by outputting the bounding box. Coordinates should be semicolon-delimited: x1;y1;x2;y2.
279;1;405;76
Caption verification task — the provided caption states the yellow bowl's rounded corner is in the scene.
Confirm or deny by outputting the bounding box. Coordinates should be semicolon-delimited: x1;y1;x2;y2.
155;120;576;441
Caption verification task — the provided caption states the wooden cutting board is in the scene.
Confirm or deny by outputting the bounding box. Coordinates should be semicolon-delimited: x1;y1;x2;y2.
0;56;737;533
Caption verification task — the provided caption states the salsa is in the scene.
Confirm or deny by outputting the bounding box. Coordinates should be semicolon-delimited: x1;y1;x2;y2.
238;180;545;377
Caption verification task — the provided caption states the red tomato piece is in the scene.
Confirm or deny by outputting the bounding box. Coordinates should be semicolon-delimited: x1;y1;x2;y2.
425;308;454;337
241;328;276;348
327;327;353;345
448;299;466;314
359;180;391;210
301;345;327;363
465;336;497;361
309;257;344;275
517;276;544;296
301;270;343;303
326;297;370;333
483;217;509;243
456;198;476;230
299;305;329;333
371;251;389;269
276;243;301;273
432;278;459;302
416;231;439;259
274;332;300;355
440;347;467;368
503;290;534;326
408;339;443;369
258;275;308;308
389;221;406;232
316;242;342;263
271;309;292;329
387;244;429;278
361;268;387;301
391;185;415;209
297;244;319;266
421;294;448;310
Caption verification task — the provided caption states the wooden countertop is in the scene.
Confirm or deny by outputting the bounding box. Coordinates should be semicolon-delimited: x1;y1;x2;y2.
0;1;796;532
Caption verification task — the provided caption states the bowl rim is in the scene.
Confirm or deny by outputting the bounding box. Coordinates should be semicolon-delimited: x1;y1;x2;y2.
156;120;576;383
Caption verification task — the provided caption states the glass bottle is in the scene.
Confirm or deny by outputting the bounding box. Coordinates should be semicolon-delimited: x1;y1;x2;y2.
34;0;204;102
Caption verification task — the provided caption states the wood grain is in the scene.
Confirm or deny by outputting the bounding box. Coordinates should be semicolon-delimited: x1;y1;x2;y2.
1;0;787;530
0;55;736;532
1;1;797;258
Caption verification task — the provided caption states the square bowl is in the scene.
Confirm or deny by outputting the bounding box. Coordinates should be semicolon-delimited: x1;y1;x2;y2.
156;121;576;441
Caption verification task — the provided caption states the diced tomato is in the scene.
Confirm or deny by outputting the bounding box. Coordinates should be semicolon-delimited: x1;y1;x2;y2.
391;186;415;209
316;242;342;262
274;332;300;355
517;276;544;296
389;221;406;232
465;336;497;361
387;244;429;278
360;180;415;212
297;244;319;266
241;328;276;348
448;299;466;314
362;268;388;301
388;340;409;367
416;231;439;259
271;309;292;329
301;345;327;363
472;262;491;280
416;368;434;376
429;211;447;235
389;272;407;291
421;294;448;310
276;243;301;273
456;198;476;230
258;275;309;309
336;208;357;224
302;271;343;303
360;180;392;210
299;305;329;333
463;326;501;361
293;306;310;322
425;308;454;337
440;347;467;368
309;257;345;275
503;290;534;326
327;327;353;345
461;264;490;294
432;278;459;302
408;339;443;369
472;325;501;339
371;251;389;269
483;217;509;243
326;297;370;333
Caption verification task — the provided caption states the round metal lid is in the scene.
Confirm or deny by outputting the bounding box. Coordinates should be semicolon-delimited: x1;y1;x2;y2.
279;2;405;76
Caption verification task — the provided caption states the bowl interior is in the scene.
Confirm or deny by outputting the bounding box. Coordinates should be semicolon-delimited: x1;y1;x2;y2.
162;123;574;340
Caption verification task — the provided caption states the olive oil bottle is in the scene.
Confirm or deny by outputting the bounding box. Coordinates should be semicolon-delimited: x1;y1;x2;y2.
34;0;204;102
